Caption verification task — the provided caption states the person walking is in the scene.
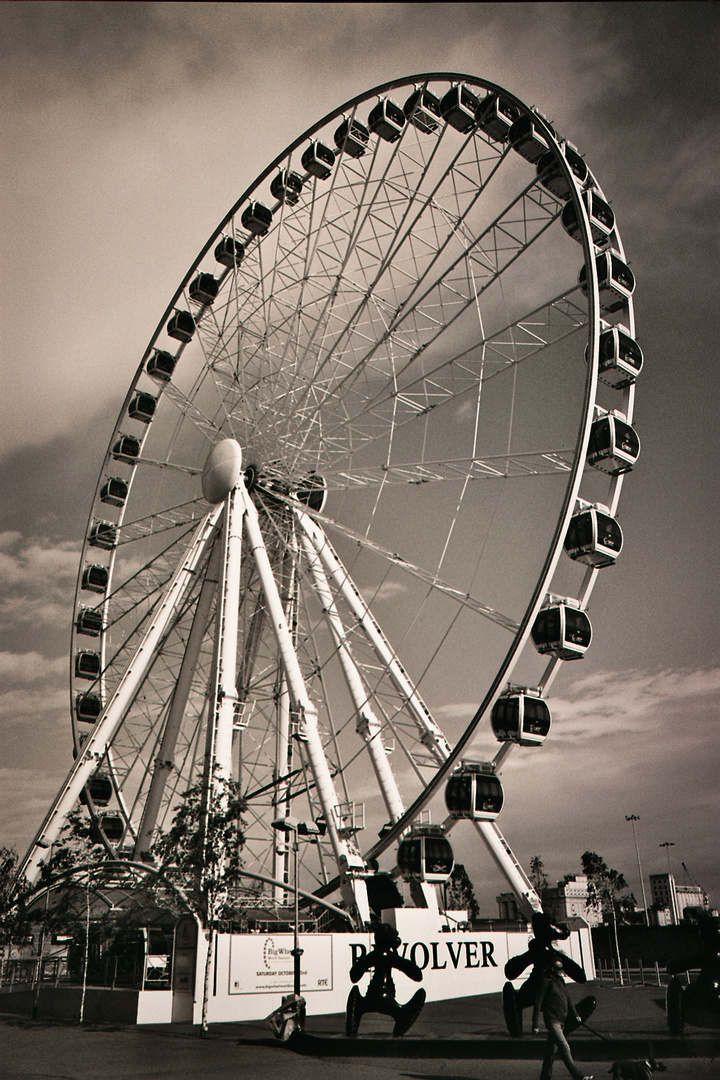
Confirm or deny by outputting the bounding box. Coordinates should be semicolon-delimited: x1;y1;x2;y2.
532;958;593;1080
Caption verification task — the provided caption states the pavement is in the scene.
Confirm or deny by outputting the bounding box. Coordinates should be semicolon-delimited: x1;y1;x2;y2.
2;981;719;1080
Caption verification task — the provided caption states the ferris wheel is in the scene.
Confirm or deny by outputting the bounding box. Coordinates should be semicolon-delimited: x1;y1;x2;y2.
22;74;640;924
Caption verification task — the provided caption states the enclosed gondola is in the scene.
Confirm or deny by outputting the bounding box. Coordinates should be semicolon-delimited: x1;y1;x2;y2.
75;650;101;680
579;251;634;313
81;565;108;593
475;93;520;142
88;521;117;550
112;434;140;463
82;775;113;807
128;392;157;424
508;112;556;164
587;414;640;475
75;692;102;723
270;170;304;206
75;607;104;636
564;506;623;568
100;477;128;507
440;84;480;133
146;349;177;382
214;235;245;268
536;144;588;201
445;762;504;821
397;824;454;883
301;141;336;179
368;98;405;142
189;272;219;305
561;190;615;245
334;117;370;158
491;688;551;747
166;309;196;343
241;201;273;237
403;86;442;133
591;326;644;389
531;601;591;660
295;473;327;513
100;814;125;842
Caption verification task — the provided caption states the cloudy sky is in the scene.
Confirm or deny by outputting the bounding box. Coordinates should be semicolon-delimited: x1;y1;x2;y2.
1;2;718;914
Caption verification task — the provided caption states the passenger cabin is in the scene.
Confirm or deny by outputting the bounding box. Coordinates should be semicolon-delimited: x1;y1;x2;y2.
75;692;102;723
189;272;219;305
112;434;140;463
531;601;591;660
368;98;406;142
475;93;520;142
75;650;101;680
82;776;113;807
564;507;623;568
301;141;336;179
295;473;327;513
440;84;480;133
214;235;245;268
100;814;125;843
241;201;273;237
536;144;588;201
403;87;442;133
592;326;644;389
88;521;117;550
491;689;551;747
100;478;129;507
445;762;504;821
76;607;104;636
128;392;156;424
587;414;640;475
561;191;615;245
580;252;635;313
81;565;109;593
166;309;195;343
508;113;556;164
334;117;370;158
397;825;454;883
270;170;304;206
146;349;176;382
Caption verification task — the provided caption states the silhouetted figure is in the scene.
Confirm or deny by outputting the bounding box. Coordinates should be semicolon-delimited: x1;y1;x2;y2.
345;922;425;1037
665;918;720;1035
503;912;592;1036
532;959;593;1080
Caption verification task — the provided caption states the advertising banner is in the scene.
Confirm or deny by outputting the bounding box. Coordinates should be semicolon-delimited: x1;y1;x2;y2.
229;933;334;995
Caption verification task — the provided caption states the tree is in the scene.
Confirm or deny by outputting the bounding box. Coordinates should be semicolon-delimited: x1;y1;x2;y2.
581;850;629;984
151;771;247;1032
444;863;480;922
529;855;550;904
0;847;31;962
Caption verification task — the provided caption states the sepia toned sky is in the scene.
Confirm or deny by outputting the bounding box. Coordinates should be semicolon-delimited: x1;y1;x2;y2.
1;1;718;913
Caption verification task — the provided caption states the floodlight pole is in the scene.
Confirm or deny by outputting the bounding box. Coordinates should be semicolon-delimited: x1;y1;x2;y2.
625;814;649;925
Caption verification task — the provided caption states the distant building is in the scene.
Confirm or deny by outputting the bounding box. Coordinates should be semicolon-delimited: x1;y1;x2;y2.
649;873;709;924
543;874;602;927
496;892;524;921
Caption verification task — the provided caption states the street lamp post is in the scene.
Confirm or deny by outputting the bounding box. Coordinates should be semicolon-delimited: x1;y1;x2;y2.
659;842;676;924
625;815;649;925
268;816;323;1038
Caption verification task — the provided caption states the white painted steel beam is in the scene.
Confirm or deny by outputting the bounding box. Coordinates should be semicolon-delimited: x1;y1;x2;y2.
20;507;223;887
239;485;370;926
298;525;406;826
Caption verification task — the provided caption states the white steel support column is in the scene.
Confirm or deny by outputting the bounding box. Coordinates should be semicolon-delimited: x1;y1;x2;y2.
296;510;452;765
134;538;222;859
298;524;406;826
205;485;244;788
239;485;370;926
474;819;542;917
20;507;223;887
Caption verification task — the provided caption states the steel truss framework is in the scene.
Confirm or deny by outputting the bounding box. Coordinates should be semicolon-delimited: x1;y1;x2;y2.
21;74;637;926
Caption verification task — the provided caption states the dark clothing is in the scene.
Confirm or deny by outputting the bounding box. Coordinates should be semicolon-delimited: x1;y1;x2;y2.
533;972;584;1080
533;971;576;1027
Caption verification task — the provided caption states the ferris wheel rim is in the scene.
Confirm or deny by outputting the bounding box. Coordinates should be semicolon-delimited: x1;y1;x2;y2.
54;72;636;909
